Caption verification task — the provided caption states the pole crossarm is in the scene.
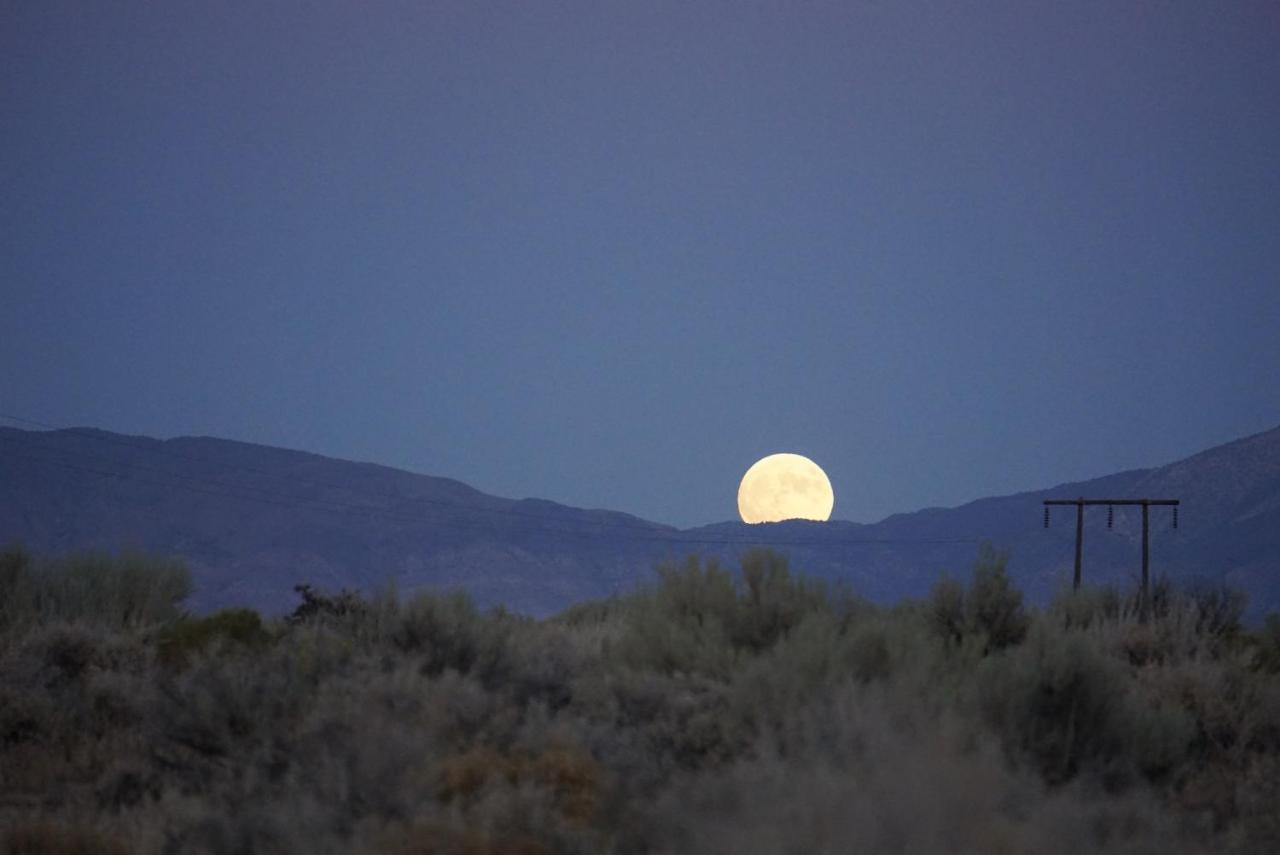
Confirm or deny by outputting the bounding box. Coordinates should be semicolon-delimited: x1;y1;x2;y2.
1043;499;1180;506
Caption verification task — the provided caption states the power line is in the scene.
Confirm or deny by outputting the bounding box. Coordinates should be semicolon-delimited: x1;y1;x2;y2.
1043;497;1181;617
0;410;986;548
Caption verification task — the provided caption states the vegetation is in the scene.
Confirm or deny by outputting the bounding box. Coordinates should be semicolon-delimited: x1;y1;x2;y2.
1;544;1278;853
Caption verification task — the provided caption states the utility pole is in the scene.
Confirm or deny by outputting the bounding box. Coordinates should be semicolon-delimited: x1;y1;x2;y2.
1043;498;1180;615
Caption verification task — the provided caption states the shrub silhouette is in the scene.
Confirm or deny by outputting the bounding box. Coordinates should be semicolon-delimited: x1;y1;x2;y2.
735;547;826;652
1049;584;1126;629
614;549;829;678
287;583;367;624
0;546;190;634
1253;615;1280;674
926;543;1027;653
966;542;1028;652
927;575;966;647
156;608;271;666
2;819;128;855
0;546;1276;854
978;622;1195;784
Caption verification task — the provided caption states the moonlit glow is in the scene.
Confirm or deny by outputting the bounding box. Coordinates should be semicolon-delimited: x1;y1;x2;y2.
737;453;835;523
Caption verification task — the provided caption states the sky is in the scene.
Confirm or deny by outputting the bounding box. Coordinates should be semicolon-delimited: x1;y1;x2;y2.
3;1;1279;528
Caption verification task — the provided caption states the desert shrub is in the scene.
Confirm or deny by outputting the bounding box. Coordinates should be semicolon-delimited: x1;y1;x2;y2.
0;544;34;625
499;622;586;711
553;595;627;628
1050;579;1248;664
978;621;1195;784
0;679;54;750
1076;579;1251;669
982;624;1107;781
287;583;368;625
611;550;829;679
1135;576;1243;639
264;657;609;853
924;544;1027;654
388;589;503;677
1139;653;1280;831
582;666;750;782
279;666;455;831
1049;584;1126;630
148;638;339;774
2;547;1275;854
37;624;102;682
1182;580;1247;640
9;622;148;689
2;818;129;855
0;623;154;804
369;821;557;855
1252;615;1280;675
734;548;827;653
610;556;739;678
844;617;900;684
0;548;190;634
1233;753;1280;850
653;554;739;632
729;609;924;747
284;586;523;687
436;743;602;827
0;678;61;796
927;575;966;647
644;684;1204;855
156;608;272;666
966;543;1028;652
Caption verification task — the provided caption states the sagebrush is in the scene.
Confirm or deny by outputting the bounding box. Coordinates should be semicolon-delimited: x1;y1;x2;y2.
2;545;1278;854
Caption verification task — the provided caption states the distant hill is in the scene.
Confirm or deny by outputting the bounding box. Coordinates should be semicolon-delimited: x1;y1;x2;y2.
1;423;1278;617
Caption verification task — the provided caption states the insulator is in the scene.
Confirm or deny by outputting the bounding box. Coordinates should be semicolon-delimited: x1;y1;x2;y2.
1172;506;1178;529
1043;507;1050;528
1107;505;1114;529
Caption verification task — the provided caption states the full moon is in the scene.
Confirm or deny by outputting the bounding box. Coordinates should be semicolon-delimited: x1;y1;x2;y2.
737;453;835;524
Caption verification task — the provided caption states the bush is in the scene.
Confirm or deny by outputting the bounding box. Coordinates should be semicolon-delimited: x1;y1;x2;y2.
1049;584;1126;630
0;547;190;634
925;544;1027;653
966;543;1028;652
287;583;368;625
978;621;1195;785
390;589;513;682
612;550;831;679
2;819;129;855
1183;580;1246;640
927;575;966;647
156;608;271;666
644;684;1201;855
0;543;33;601
1;546;1274;854
734;548;827;653
611;556;739;678
1252;615;1280;675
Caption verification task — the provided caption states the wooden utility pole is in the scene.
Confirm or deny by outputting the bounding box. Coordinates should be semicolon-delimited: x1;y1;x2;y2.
1043;498;1180;614
1073;501;1084;590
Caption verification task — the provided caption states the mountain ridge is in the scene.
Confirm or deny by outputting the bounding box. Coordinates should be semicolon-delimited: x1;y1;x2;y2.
1;422;1277;617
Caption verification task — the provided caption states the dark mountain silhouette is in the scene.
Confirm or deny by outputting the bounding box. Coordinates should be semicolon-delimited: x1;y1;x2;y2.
1;423;1277;616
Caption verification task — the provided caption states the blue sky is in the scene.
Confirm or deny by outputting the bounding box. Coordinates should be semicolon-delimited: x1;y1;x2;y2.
3;1;1278;527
